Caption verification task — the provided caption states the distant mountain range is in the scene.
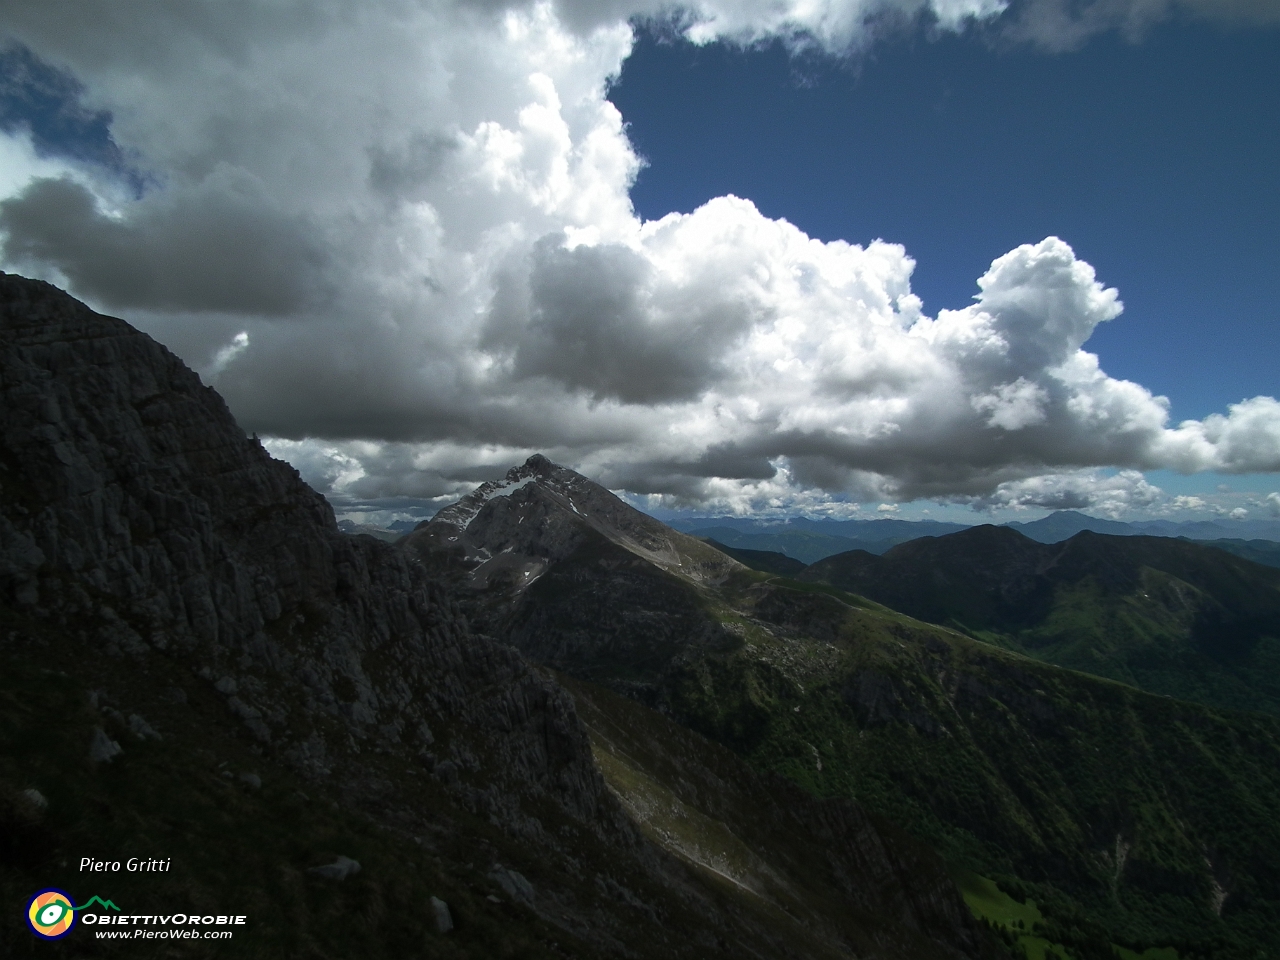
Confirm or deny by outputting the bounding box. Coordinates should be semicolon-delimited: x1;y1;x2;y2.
346;511;1280;569
663;510;1280;566
668;514;970;540
1005;509;1280;544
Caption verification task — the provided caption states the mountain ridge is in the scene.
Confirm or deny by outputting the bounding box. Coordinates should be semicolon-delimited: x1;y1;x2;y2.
651;510;1280;565
411;453;741;592
0;272;996;959
800;524;1280;716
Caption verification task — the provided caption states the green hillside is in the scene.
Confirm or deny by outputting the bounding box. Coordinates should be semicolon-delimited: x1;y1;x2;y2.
1188;538;1280;571
496;552;1280;958
702;538;808;576
800;527;1280;717
664;572;1280;958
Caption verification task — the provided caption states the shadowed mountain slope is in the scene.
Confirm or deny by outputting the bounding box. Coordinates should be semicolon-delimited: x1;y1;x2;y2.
1189;537;1280;570
800;525;1280;715
702;539;808;576
0;274;994;959
414;464;1280;957
564;675;988;960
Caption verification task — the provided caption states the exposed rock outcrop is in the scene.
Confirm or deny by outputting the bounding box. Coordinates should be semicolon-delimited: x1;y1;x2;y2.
406;453;741;593
403;455;747;692
0;273;616;835
0;273;997;959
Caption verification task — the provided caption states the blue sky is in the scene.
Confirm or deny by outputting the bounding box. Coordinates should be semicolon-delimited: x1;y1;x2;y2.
611;21;1279;425
605;16;1280;520
0;2;1277;525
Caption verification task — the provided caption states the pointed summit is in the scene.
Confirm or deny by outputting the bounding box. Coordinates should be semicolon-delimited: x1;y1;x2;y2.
403;456;746;690
404;455;740;596
522;452;554;471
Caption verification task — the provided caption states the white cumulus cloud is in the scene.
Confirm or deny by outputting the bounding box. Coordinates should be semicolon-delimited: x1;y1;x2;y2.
0;1;1276;517
975;469;1162;517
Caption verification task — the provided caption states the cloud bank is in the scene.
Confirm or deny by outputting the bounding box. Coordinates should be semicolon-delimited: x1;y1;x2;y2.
0;0;1277;518
1001;0;1280;52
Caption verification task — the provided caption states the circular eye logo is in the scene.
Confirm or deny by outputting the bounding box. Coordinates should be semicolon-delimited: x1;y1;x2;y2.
27;890;77;939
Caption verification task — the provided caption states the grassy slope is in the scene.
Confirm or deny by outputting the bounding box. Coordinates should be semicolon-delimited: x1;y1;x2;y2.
958;872;1181;960
652;573;1280;959
563;676;1000;960
801;530;1280;718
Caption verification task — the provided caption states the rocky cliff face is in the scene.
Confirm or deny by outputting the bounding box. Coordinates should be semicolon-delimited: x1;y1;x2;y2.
0;274;997;959
0;272;611;829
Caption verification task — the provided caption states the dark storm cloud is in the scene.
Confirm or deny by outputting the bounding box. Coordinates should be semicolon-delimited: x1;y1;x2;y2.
490;236;758;404
0;174;327;315
367;132;462;200
689;442;779;479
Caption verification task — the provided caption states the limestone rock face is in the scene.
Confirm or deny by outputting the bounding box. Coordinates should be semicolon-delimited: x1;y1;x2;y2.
429;895;453;933
0;272;616;832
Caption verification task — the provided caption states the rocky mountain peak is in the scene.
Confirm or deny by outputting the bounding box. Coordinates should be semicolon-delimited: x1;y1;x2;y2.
428;453;583;533
406;454;740;594
521;452;554;472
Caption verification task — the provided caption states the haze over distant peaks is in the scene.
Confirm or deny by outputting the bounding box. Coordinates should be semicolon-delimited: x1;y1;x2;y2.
653;508;1280;565
1004;509;1280;543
